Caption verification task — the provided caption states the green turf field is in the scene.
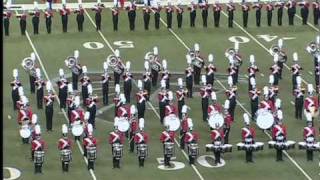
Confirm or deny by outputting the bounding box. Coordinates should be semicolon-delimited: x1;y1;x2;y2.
3;1;320;180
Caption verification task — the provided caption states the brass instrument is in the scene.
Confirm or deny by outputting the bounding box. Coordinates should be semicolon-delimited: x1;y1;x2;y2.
306;42;320;57
269;45;287;63
145;52;161;72
65;56;81;75
225;48;242;66
188;50;203;68
21;57;37;77
106;54;125;74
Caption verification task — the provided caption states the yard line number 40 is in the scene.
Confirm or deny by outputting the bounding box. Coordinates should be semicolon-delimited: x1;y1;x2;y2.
229;34;295;44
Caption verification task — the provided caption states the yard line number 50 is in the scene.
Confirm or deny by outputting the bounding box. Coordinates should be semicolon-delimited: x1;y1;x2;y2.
83;41;135;50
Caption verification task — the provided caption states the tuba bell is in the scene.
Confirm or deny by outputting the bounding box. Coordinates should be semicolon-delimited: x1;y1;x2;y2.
21;57;37;77
306;42;320;57
269;44;287;63
106;54;124;74
269;45;280;56
65;56;80;75
145;52;161;72
188;50;203;68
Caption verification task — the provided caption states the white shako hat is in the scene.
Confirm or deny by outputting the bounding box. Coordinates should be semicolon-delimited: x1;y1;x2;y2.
35;68;41;78
82;65;87;74
130;105;137;115
269;74;274;85
186;54;192;64
160;79;166;89
74;50;79;59
87;123;93;133
224;99;230;110
194;43;200;51
115;49;120;58
249;55;255;64
181;105;188;114
162;59;167;70
243;113;250;125
137;80;143;90
153;46;158;55
293;52;298;62
46;81;53;92
30;52;36;61
18;86;24;96
306;112;312;122
208;54;214;63
178;78;183;88
59;68;64;78
275;98;281;109
144;61;149;70
120;93;126;103
211;91;217;100
103;62;108;71
167;91;173;101
34;1;39;10
250;77;256;87
126;61;131;71
273;53;279;63
62;124;68;135
84;111;90;120
139;118;145;130
74;96;80;107
296;76;301;87
35;124;41;135
115;84;120;94
201;75;206;85
227;75;233;87
13;69;18;79
67;83;73;93
307;84;314;95
32;114;38;124
278;38;283;49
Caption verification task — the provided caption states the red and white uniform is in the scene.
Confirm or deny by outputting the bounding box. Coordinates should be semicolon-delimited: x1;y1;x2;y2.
248;65;259;77
70;108;84;123
199;2;209;10
286;0;297;8
304;96;319;112
242;3;250;11
224;113;233;128
272;124;287;139
116;104;130;118
176;89;187;102
241;127;256;142
213;3;222;11
74;7;84;15
226;3;235;11
291;64;302;75
32;139;46;151
249;89;261;100
3;11;12;19
160;131;175;142
86;96;98;108
184;132;199;143
58;138;72;150
130;117;138;133
126;3;137;12
165;104;178;116
252;3;263;10
225;88;237;100
206;64;217;76
109;131;125;144
259;100;275;111
123;72;133;82
44;10;53;18
312;2;319;10
188;3;197;12
158;91;168;103
210;129;224;141
44;94;55;106
152;6;162;13
60;8;71;16
113;96;121;108
303;127;316;140
270;64;280;75
200;86;211;99
228;66;237;76
208;103;223;115
181;116;191;133
266;3;274;11
176;6;184;14
18;107;33;124
83;136;97;147
134;132;149;144
166;6;174;13
57;78;68;89
112;8;119;16
136;91;148;104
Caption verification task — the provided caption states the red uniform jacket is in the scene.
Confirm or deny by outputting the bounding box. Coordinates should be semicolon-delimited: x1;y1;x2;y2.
208;103;223;115
272;125;287;139
303;127;316;140
259;100;275;111
213;3;222;11
165;104;178;116
32;139;46;151
83;137;97;147
242;4;250;11
58;138;72;150
176;89;187;101
210;129;224;141
226;3;235;11
175;6;184;14
130;118;138;133
248;66;259;77
71;108;84;123
304;96;319;111
184;132;199;143
160;131;175;143
206;64;217;75
116;104;130;117
291;64;302;75
158;91;167;103
109;131;125;144
57;79;68;89
44;94;55;106
60;8;71;16
44;10;53;18
136;91;148;104
134;132;149;144
224;113;233;128
252;3;263;10
181;117;191;133
266;3;274;11
241;127;256;141
18;108;33;124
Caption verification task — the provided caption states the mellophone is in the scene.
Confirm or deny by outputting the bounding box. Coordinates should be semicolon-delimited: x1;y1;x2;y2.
112;143;123;160
298;137;320;151
268;136;296;150
137;144;148;159
205;141;232;153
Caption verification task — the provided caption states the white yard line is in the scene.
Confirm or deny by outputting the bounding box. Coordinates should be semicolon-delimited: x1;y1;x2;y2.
290;101;295;105
290;8;320;32
24;24;97;180
308;71;313;75
84;8;205;180
219;10;313;180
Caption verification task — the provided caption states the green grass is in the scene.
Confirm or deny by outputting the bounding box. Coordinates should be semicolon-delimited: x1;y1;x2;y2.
3;4;320;180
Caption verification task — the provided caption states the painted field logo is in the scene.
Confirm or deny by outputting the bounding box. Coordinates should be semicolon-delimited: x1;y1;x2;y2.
3;167;21;180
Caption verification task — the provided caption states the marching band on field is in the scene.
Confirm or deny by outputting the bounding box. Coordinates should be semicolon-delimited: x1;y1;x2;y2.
11;32;320;173
3;0;320;36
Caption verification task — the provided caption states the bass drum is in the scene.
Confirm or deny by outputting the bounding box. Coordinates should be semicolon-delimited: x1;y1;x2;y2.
115;117;130;132
72;122;84;137
20;125;31;138
256;109;274;129
208;113;224;128
164;114;180;131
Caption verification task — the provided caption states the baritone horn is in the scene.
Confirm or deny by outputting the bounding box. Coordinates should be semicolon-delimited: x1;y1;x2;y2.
145;51;161;71
306;42;320;57
225;47;242;66
106;54;124;74
187;50;203;68
269;44;287;63
21;57;37;77
65;56;80;75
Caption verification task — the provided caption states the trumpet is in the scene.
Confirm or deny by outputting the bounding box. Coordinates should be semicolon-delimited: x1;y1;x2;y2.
187;50;204;68
21;57;37;77
225;48;242;66
106;54;125;74
145;52;161;72
65;56;81;75
269;44;287;63
306;42;320;57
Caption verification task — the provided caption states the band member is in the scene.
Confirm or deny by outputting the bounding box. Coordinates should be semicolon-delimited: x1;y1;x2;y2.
143;5;151;30
123;62;133;103
136;80;148;118
28;54;36;94
111;6;119;31
270;56;280;86
176;2;184;28
228;63;238;86
225;77;237;118
193;43;205;85
109;126;125;168
116;93;130;118
17;97;33;126
86;85;98;128
11;69;22;110
126;1;137;31
44;82;55;132
303;120;317;161
158;80;168;124
74;4;85;32
35;68;45;109
134;120;149;167
180;105;192;149
316;59;320;87
83;130;97;170
113;84;121;116
66;84;75;125
59;3;71;33
227;0;235;28
241;113;256;163
272;120;287;161
80;66;91;105
286;0;296;25
92;2;103;31
210;125;224;165
260;88;275;112
30;1;40;35
213;0;222;27
248;55;259;90
161;60;170;90
58;124;72;172
57;69;68;109
201;76;211;121
114;49;124;85
129;107;138;152
101;62;110;105
185;55;194;98
304;84;319;124
188;1;197;27
275;1;284;26
185;127;199;165
294;76;305;120
31;125;46;173
208;92;223;119
166;2;173;28
70;96;85;140
16;6;27;35
176;79;187;119
298;0;309;25
252;1;263;27
205;54;217;86
266;1;274;26
200;0;209;28
152;3;161;30
151;46;161;87
165;91;177;117
291;53;303;90
241;1;250;28
143;61;152;100
3;2;12;36
160;125;175;167
223;100;233;144
249;78;260;119
312;1;319;25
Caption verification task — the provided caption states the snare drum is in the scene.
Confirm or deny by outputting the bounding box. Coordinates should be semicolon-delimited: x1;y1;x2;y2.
298;142;307;149
285;140;295;150
268;141;276;149
60;149;72;162
34;151;45;164
112;143;123;159
87;146;97;161
256;109;274;129
237;142;245;151
164;115;180;132
187;143;199;157
137;144;148;158
72;122;84;137
205;144;214;152
164;142;175;157
223;144;232;153
208;113;224;128
255;142;264;151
